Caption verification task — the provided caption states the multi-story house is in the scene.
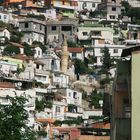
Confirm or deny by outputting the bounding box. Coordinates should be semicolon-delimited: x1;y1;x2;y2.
94;44;125;66
127;0;140;7
77;0;102;12
107;0;122;21
46;18;78;44
77;26;114;46
125;24;140;46
34;60;50;84
0;28;10;40
0;12;13;23
19;18;46;45
51;0;78;17
58;88;83;119
0;77;36;127
52;71;69;88
111;46;140;140
41;50;61;71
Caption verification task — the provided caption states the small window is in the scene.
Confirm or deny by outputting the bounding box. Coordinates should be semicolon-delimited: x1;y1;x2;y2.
4;32;6;36
112;7;116;11
4;15;6;19
83;32;88;36
38;51;40;55
83;2;87;7
40;25;42;30
52;26;56;31
113;49;118;53
25;22;29;28
69;92;71;97
0;15;1;19
110;15;115;19
2;98;8;103
56;106;61;112
92;3;95;7
72;52;76;57
36;64;39;69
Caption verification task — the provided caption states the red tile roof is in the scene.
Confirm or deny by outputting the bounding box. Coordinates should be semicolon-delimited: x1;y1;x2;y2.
13;54;31;61
0;82;15;88
68;47;84;53
55;47;84;53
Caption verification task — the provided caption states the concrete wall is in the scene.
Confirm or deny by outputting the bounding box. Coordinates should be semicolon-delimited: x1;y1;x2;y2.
79;135;110;140
132;51;140;140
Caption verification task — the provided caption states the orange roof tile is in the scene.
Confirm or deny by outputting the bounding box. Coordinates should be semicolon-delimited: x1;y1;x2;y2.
68;47;84;53
14;54;31;61
0;82;15;88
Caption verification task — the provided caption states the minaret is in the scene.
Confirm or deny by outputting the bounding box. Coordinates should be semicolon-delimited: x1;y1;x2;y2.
61;33;69;73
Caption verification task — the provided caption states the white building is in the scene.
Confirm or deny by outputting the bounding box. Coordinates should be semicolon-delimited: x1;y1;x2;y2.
58;88;83;119
33;46;43;58
0;12;13;23
68;47;85;60
0;82;36;126
0;28;10;39
127;0;140;7
52;72;69;88
41;50;61;71
94;44;126;66
77;0;101;12
83;109;102;119
77;26;114;46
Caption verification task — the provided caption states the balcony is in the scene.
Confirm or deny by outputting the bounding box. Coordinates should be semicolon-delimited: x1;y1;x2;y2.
35;88;48;94
54;4;77;10
53;100;67;106
65;112;83;118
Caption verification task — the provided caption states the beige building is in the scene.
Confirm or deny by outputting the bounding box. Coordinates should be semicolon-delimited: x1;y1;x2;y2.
111;46;140;140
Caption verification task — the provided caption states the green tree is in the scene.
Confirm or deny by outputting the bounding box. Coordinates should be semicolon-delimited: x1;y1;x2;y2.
3;44;20;56
102;47;112;73
10;31;24;43
0;95;36;140
67;40;79;47
74;59;89;74
121;1;131;14
89;89;103;109
23;42;34;56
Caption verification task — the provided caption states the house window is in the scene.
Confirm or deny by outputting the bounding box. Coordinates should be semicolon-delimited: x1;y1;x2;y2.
38;50;40;55
4;15;6;19
61;26;72;31
72;52;76;58
83;32;88;36
56;106;61;113
69;92;71;97
92;3;95;7
40;25;41;30
112;7;116;11
25;22;29;28
113;49;118;53
0;15;1;19
4;32;6;36
83;2;87;7
110;15;115;19
36;64;39;69
91;31;101;36
1;98;8;103
73;92;77;98
52;26;56;31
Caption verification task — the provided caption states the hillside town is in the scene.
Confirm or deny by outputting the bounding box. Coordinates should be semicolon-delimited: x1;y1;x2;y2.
0;0;139;140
